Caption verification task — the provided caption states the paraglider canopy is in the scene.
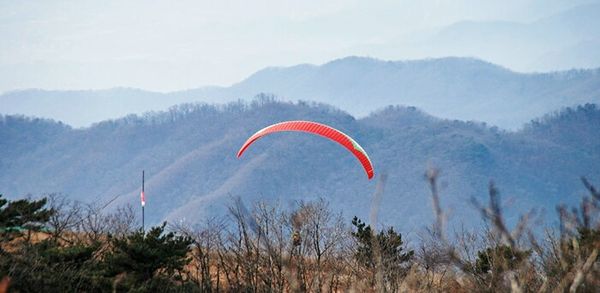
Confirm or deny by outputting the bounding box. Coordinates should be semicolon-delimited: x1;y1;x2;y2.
237;120;374;179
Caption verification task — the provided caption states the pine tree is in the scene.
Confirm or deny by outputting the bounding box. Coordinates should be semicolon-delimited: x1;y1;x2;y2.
351;216;414;290
0;194;54;243
104;222;194;292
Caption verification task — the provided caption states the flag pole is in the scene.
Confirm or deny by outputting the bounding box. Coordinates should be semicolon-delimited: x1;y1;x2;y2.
142;170;145;233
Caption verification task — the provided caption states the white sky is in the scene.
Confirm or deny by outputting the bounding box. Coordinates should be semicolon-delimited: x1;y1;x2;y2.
0;0;594;92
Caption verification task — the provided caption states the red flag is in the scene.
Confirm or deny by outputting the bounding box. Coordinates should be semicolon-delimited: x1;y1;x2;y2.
140;190;145;207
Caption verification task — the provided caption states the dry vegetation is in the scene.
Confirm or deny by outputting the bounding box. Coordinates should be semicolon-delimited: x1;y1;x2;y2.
1;170;599;292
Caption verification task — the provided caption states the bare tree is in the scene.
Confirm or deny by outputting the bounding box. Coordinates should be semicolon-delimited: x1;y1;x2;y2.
105;204;137;238
294;199;348;292
47;194;82;244
172;216;225;292
76;203;110;244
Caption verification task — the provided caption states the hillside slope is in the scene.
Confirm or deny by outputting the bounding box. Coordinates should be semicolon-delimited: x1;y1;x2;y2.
1;99;598;231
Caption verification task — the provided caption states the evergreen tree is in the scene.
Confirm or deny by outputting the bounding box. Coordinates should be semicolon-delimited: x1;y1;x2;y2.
0;195;109;292
104;222;195;292
474;245;531;275
0;194;54;243
351;216;414;290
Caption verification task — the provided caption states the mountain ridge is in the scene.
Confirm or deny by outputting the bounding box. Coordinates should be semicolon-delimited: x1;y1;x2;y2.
1;99;598;231
3;56;599;130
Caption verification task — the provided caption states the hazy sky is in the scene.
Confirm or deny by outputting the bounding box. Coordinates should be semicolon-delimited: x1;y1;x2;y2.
0;0;596;92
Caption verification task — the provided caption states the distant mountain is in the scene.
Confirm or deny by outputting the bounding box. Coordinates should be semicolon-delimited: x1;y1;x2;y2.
196;57;600;129
1;99;598;232
2;57;600;129
379;2;600;72
0;88;202;128
530;39;600;71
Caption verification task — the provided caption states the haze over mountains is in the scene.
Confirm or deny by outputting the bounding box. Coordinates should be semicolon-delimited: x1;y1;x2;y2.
1;99;599;231
2;57;600;129
1;1;599;92
367;2;600;72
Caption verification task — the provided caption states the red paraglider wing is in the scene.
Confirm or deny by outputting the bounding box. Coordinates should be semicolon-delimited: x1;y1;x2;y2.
237;121;374;179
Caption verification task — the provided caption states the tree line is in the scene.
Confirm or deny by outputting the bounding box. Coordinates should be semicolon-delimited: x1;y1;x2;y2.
1;172;599;292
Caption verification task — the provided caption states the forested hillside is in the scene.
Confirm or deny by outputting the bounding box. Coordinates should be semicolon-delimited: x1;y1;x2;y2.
1;98;599;231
